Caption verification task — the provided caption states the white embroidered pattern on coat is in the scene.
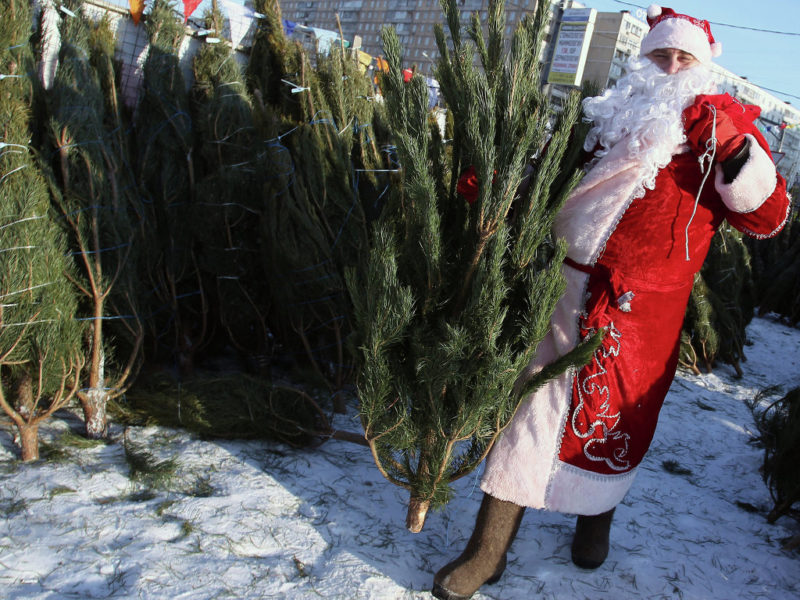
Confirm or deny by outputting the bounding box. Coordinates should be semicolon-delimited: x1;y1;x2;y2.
570;323;631;471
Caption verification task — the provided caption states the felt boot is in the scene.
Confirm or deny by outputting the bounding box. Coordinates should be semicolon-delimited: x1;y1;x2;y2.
432;493;525;600
571;507;615;569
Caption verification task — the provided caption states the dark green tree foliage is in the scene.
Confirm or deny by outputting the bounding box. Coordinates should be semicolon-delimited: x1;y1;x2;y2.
134;0;202;372
750;209;800;325
0;0;83;460
117;373;331;447
45;0;142;438
346;0;601;532
749;386;800;527
680;226;755;376
247;1;388;400
247;0;306;123
190;9;271;369
87;11;145;382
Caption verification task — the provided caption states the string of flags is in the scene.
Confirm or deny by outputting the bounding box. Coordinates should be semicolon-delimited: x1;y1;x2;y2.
763;121;800;134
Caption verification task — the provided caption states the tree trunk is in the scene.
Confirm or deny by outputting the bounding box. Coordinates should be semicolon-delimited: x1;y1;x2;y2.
406;495;431;534
18;422;40;462
406;429;436;532
81;387;109;439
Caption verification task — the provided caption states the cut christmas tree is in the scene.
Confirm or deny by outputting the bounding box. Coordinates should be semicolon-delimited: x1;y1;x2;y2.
44;0;143;439
189;7;272;370
751;209;800;325
680;225;756;376
346;0;601;532
0;0;84;461
248;0;389;403
749;385;800;531
133;0;203;373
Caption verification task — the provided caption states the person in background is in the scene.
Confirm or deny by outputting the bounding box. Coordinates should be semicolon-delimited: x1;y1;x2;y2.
433;5;790;600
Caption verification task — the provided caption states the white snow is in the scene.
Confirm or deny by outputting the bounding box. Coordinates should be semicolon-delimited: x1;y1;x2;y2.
1;316;798;599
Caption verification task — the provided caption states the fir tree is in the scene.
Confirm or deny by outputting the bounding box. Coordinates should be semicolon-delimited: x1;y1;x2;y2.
680;226;755;376
749;385;800;528
0;0;83;460
134;0;202;372
190;8;271;370
248;1;388;401
346;0;601;531
247;0;306;124
45;0;143;438
751;210;800;325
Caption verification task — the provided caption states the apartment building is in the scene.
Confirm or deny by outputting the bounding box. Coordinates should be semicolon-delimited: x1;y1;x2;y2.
278;0;540;76
580;9;645;88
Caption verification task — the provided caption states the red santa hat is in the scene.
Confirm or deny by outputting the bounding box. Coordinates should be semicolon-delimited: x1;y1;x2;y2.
640;4;722;64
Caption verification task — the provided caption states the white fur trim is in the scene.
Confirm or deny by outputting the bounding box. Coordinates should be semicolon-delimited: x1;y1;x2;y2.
714;134;778;213
554;137;660;265
544;462;638;515
481;261;642;513
711;42;722;57
647;4;662;19
640;18;713;63
481;267;586;510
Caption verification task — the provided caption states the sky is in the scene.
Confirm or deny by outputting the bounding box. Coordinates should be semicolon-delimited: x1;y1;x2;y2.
1;315;799;598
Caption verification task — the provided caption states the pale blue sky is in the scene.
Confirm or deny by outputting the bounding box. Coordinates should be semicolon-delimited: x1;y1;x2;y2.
108;0;800;105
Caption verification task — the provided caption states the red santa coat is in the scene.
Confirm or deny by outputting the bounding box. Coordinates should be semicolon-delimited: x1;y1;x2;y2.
481;96;790;515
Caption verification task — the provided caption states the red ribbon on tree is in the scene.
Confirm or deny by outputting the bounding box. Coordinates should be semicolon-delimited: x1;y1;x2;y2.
456;165;479;204
456;165;497;205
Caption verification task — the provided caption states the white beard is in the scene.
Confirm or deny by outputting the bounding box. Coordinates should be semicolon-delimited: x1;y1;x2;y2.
581;58;717;196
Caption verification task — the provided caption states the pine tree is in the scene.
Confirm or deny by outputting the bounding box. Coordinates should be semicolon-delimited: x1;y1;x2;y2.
134;0;202;372
248;0;388;401
749;385;800;528
680;226;755;376
751;210;800;325
0;0;83;461
44;0;143;438
346;0;601;532
247;0;306;124
190;8;271;370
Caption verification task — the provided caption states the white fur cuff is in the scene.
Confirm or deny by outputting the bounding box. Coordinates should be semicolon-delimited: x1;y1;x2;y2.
714;134;778;214
544;461;637;515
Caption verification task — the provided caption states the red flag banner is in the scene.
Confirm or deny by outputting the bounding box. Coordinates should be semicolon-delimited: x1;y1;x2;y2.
183;0;202;21
129;0;144;24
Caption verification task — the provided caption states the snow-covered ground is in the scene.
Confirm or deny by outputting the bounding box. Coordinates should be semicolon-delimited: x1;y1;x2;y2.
1;316;798;599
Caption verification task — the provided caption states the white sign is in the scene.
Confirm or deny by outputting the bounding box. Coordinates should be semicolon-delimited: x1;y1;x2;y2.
548;8;597;86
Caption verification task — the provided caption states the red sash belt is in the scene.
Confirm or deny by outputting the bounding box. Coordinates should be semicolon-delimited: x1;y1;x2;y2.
564;256;634;329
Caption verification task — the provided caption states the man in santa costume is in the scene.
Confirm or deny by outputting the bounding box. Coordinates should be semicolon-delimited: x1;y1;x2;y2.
432;5;790;600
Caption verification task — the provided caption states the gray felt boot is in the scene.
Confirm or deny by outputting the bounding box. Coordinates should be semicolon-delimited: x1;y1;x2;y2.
432;493;525;600
571;507;615;569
